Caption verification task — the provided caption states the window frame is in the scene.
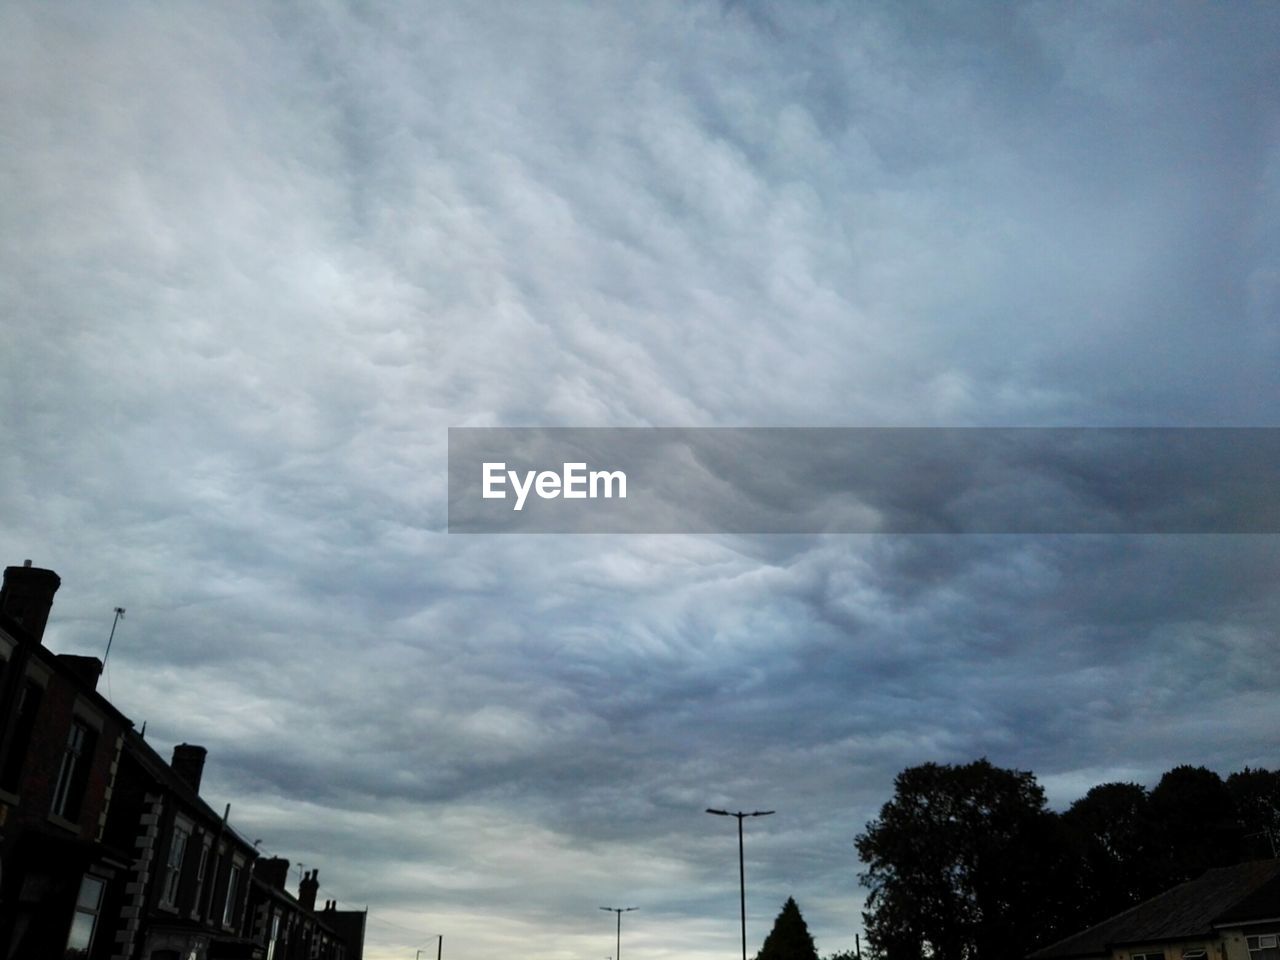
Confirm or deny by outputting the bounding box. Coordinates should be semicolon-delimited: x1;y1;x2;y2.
64;873;106;959
266;910;282;960
50;718;92;820
0;676;44;792
1247;934;1280;960
222;861;242;928
159;819;193;910
191;837;211;918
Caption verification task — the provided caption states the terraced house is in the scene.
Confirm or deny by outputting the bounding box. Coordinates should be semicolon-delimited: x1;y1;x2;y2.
0;562;132;959
0;562;365;960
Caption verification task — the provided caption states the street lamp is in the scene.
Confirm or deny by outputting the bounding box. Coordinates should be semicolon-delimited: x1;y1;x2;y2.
706;809;775;960
600;906;636;960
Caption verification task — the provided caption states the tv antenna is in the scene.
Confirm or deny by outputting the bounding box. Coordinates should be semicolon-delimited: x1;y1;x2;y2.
103;607;126;665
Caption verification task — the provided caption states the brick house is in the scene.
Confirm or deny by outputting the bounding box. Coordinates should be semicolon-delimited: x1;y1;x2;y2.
247;860;366;960
0;560;366;959
101;733;260;959
0;562;133;959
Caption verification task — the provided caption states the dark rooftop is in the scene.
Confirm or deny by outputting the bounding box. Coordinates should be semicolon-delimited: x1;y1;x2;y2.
1030;860;1280;959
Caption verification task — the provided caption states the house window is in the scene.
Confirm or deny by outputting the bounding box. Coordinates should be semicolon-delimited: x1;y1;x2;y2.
222;863;241;927
1132;954;1165;960
51;719;95;821
160;824;190;908
191;841;211;916
64;874;105;959
266;911;281;960
1247;935;1280;960
0;679;43;791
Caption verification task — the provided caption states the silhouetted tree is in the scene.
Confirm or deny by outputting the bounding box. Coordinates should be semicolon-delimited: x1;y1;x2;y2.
1062;782;1162;924
1149;765;1243;881
756;898;819;960
855;759;1074;960
1227;767;1280;858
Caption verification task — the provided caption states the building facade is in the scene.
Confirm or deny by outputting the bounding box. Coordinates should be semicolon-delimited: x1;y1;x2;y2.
0;562;366;960
247;861;366;960
0;562;133;959
101;735;260;960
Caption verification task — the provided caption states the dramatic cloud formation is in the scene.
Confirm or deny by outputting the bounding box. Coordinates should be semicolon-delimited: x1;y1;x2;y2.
2;3;1278;959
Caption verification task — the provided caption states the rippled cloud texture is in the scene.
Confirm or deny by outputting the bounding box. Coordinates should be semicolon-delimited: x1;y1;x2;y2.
3;3;1279;959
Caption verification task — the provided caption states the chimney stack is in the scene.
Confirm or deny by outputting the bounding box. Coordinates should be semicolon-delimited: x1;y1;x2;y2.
0;563;61;643
170;743;208;794
299;869;319;911
255;857;291;890
55;654;103;691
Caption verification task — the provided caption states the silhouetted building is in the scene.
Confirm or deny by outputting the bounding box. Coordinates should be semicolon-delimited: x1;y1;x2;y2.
0;561;369;959
0;562;134;959
101;733;260;959
247;861;366;960
1030;859;1280;960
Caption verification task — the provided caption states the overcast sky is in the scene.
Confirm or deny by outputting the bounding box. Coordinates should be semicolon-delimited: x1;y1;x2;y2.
3;3;1280;959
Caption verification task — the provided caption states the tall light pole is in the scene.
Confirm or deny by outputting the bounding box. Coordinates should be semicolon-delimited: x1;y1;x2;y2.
706;809;774;960
600;906;636;960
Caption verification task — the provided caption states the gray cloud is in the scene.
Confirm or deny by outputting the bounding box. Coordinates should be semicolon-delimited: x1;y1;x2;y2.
3;2;1280;958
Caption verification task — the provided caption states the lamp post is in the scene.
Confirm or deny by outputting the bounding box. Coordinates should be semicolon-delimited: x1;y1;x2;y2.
705;809;774;960
416;934;442;960
600;906;636;960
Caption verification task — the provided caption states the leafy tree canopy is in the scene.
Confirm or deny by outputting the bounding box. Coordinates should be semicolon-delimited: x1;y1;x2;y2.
1062;781;1161;919
1227;767;1280;859
856;760;1280;960
854;759;1073;960
1149;765;1242;881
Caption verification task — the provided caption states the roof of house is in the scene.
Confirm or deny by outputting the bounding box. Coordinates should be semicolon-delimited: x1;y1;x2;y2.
1030;859;1280;959
248;874;361;942
122;726;257;853
0;610;134;730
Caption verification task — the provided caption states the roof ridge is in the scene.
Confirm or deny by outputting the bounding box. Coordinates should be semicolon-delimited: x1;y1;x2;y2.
1030;859;1280;959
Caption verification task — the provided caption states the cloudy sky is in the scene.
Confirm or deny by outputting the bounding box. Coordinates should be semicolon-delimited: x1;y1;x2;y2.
3;2;1280;959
